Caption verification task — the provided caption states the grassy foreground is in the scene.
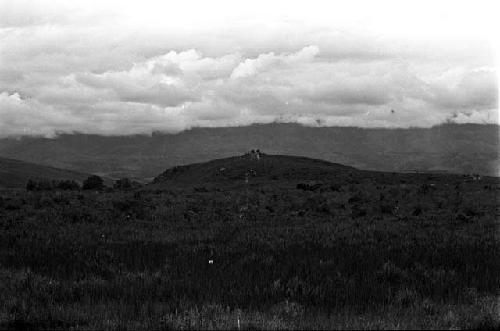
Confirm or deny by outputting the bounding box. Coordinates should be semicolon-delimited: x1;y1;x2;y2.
0;177;499;329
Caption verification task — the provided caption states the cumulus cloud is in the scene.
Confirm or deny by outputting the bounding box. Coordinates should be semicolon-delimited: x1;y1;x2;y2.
427;69;498;111
0;0;497;136
230;45;319;79
0;91;80;136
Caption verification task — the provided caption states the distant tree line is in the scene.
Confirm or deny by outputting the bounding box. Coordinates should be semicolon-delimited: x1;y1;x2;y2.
26;179;81;191
82;175;104;190
26;175;142;191
113;177;142;190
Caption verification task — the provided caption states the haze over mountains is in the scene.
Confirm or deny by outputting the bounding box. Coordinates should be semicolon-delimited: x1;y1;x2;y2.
0;123;498;181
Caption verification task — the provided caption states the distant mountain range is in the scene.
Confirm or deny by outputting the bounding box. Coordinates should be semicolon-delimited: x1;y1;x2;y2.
0;123;498;180
0;157;91;188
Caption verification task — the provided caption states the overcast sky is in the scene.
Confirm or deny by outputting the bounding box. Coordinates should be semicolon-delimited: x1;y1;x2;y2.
0;0;498;136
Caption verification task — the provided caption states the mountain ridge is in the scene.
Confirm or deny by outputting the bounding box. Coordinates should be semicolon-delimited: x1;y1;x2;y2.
0;123;497;179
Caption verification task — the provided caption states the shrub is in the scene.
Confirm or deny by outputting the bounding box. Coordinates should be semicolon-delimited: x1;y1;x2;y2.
380;204;393;214
25;178;53;191
348;194;363;204
113;178;132;190
82;175;104;190
352;208;367;218
297;183;322;191
26;179;80;191
56;180;80;191
26;179;37;191
330;184;342;192
412;206;423;216
463;205;484;217
395;287;418;308
37;179;54;191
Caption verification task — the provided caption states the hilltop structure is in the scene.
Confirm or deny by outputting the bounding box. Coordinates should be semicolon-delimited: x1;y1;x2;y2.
246;149;261;161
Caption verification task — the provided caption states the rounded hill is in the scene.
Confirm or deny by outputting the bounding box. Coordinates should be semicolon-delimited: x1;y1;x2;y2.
152;152;357;185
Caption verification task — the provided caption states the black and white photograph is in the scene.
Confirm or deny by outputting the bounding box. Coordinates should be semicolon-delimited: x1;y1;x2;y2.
0;0;498;329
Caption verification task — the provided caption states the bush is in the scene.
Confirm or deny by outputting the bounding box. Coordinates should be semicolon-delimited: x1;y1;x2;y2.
412;206;423;216
330;184;342;192
56;180;80;191
114;178;132;190
26;179;80;191
297;183;322;191
380;204;393;214
26;179;37;191
37;179;54;191
25;178;53;191
82;175;104;190
113;178;143;190
348;194;363;204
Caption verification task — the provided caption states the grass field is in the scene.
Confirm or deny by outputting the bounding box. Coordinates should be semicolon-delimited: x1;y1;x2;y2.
0;172;499;329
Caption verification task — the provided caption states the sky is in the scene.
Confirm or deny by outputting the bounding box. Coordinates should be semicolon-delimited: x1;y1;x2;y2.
0;0;498;136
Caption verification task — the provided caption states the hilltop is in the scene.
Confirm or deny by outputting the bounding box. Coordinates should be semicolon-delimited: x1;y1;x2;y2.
151;152;494;190
152;152;356;186
0;157;92;188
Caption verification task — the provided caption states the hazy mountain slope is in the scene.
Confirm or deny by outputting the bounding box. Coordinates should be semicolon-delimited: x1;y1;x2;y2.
0;123;497;179
0;157;91;188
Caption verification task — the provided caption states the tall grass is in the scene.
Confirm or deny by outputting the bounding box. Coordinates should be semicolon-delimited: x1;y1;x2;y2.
0;179;498;329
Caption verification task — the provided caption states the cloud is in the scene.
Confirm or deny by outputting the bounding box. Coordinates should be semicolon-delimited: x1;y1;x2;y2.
74;49;244;108
0;1;497;137
230;45;319;79
427;69;498;111
77;70;197;108
0;92;78;137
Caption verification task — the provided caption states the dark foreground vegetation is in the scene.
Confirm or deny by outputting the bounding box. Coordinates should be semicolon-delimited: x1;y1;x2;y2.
0;155;499;329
